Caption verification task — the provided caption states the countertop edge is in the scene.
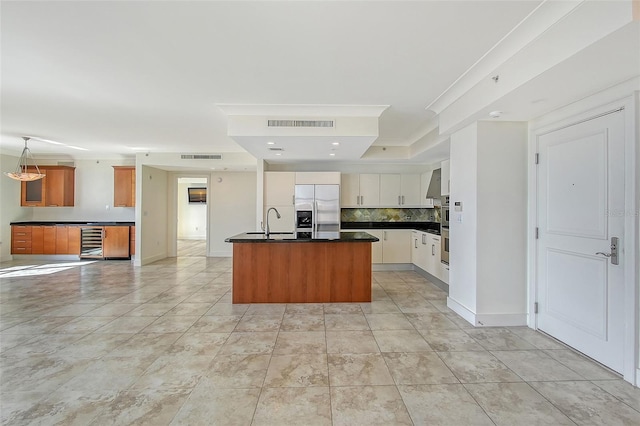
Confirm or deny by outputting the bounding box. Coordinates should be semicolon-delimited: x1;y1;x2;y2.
10;221;135;226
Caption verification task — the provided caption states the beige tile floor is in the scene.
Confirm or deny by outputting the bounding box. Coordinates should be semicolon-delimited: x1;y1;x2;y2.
1;256;640;425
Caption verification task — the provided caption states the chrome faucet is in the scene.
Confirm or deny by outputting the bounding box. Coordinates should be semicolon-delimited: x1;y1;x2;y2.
265;207;281;237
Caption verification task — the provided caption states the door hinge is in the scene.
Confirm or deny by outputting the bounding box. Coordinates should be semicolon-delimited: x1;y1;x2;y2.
535;228;539;239
535;153;539;164
534;302;538;314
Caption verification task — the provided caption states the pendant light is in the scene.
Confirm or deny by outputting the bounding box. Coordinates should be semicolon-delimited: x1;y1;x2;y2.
3;137;46;181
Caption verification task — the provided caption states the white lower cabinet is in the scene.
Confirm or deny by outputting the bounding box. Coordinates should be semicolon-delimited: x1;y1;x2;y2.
381;230;411;264
411;231;428;270
346;229;409;264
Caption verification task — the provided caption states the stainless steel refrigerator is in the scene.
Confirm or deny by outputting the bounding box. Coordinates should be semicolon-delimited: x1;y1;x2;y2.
294;184;340;235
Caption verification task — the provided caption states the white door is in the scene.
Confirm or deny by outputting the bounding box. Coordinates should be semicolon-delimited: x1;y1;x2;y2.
537;111;625;373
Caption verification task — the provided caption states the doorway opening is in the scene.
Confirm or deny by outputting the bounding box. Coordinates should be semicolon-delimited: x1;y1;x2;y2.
177;177;208;257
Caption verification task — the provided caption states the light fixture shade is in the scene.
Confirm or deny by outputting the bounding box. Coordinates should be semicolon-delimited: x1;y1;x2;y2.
3;137;46;181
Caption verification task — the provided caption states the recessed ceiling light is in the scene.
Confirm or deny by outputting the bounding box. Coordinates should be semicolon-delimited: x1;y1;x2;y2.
275;153;282;156
329;153;336;157
267;141;275;145
332;142;340;146
489;110;502;118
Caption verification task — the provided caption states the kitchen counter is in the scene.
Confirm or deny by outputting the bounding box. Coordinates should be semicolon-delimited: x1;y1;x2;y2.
341;221;441;234
226;231;377;304
225;231;379;243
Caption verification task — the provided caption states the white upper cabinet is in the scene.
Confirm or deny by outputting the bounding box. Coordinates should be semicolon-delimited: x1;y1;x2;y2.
341;173;380;207
378;174;421;207
295;172;340;185
341;173;361;207
379;174;401;206
359;174;380;207
264;172;295;206
400;174;421;206
441;159;450;196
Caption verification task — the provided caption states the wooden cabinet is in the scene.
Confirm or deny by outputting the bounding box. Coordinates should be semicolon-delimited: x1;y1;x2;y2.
32;226;44;254
55;226;69;254
130;226;136;255
441;159;450;196
103;226;131;258
11;224;127;257
341;173;380;207
43;226;56;254
113;166;135;207
11;225;32;254
68;226;81;255
21;166;75;207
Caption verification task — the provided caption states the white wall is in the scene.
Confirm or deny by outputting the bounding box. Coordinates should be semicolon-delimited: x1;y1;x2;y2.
449;123;478;314
476;121;528;317
0;155;134;262
177;179;207;239
209;172;256;257
448;121;528;326
139;165;168;265
29;159;135;222
0;153;32;261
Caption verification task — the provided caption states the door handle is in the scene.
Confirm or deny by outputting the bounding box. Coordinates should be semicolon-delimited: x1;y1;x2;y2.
595;237;619;265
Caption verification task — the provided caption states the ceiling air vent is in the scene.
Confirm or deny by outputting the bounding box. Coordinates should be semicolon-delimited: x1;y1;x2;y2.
268;147;284;151
267;119;334;128
181;154;222;160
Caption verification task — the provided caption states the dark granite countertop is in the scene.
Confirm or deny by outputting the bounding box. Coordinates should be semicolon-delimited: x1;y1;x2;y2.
341;221;440;234
226;231;379;243
10;221;135;226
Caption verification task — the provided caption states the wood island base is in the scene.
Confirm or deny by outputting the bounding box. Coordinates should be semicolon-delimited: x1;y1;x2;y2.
231;241;372;303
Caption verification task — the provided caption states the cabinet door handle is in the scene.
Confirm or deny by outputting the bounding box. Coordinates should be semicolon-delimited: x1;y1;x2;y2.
398;196;401;205
360;195;363;205
422;235;426;245
432;244;435;255
292;195;295;206
415;239;418;249
402;195;405;205
383;231;387;241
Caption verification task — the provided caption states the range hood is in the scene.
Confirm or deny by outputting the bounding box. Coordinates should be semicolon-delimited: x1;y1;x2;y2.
426;168;441;199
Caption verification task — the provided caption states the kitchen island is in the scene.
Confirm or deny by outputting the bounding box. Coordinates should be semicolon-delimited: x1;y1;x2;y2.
225;231;379;303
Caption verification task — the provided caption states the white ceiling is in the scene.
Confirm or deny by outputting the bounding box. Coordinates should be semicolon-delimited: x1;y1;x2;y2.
1;1;637;167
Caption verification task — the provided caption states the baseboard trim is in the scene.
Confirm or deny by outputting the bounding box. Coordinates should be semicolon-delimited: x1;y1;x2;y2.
10;254;80;261
446;297;527;327
413;265;449;293
447;297;476;326
372;263;413;272
140;253;167;266
475;312;528;327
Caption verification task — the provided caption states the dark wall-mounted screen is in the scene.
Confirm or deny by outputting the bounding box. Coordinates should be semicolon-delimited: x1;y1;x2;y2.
188;187;207;203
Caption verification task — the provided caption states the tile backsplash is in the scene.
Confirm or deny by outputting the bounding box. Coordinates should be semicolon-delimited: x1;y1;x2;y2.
342;207;440;223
